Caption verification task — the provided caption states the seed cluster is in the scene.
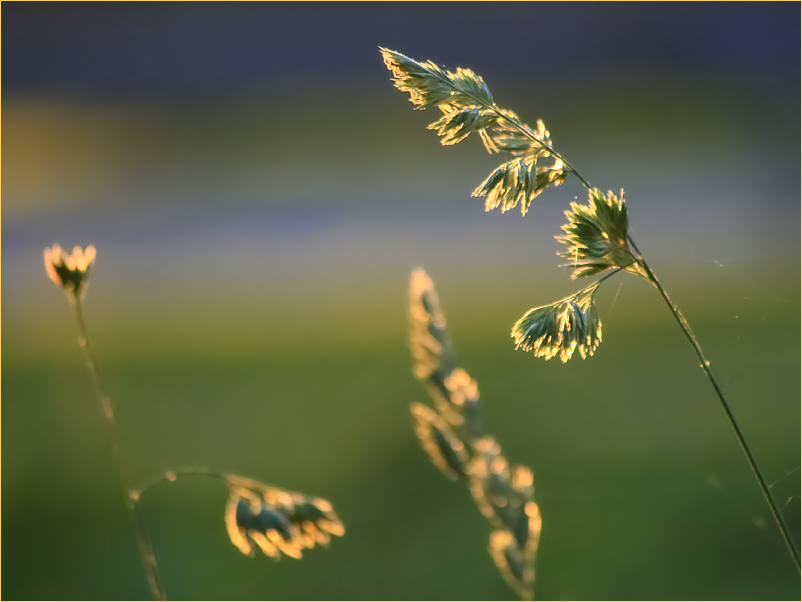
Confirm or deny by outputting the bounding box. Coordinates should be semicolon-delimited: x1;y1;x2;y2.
225;475;344;561
409;268;541;600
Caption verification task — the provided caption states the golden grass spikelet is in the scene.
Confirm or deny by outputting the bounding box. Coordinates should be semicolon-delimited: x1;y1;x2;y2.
469;438;540;547
473;157;536;214
557;188;638;279
408;268;454;380
410;402;471;481
382;48;567;216
468;436;513;523
441;367;483;439
418;367;484;443
224;475;344;560
489;528;538;601
428;105;498;146
443;368;479;408
511;287;602;362
380;47;455;109
44;244;96;299
380;47;494;110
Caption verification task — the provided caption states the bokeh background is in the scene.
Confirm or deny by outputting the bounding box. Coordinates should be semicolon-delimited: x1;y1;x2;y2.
3;2;800;600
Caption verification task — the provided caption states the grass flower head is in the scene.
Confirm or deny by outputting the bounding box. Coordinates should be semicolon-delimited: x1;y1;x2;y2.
44;244;96;299
225;475;344;560
557;189;639;279
512;288;602;362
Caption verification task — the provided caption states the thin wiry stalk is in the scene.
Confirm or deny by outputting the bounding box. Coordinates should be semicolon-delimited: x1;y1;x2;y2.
134;469;230;500
561;159;800;569
571;266;622;296
626;236;801;570
72;298;168;600
543;134;800;570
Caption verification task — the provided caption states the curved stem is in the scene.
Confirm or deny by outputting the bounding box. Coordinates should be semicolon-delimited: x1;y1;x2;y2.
72;297;168;600
134;469;230;500
549;268;623;306
627;235;800;570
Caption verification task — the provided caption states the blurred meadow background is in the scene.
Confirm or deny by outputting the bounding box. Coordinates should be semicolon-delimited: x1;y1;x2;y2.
2;2;800;600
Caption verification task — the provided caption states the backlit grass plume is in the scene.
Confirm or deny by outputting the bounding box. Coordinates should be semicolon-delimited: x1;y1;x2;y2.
410;402;471;481
381;47;566;215
408;268;541;600
384;48;800;576
381;48;641;362
557;189;640;279
512;283;603;362
508;187;640;363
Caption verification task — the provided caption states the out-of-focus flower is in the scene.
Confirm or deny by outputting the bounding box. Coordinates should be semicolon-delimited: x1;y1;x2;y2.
44;244;96;299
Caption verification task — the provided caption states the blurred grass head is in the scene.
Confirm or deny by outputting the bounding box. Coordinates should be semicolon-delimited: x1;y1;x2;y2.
44;243;96;300
407;268;542;600
225;474;345;560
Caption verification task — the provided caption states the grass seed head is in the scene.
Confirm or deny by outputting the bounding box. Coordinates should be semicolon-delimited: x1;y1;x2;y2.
44;244;96;299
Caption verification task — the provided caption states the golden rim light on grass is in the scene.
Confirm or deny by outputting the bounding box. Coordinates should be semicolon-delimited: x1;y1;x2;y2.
224;475;345;561
407;267;541;600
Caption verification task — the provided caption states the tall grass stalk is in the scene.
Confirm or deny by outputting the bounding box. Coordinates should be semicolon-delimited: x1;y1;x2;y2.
628;239;800;569
381;48;800;573
43;244;165;598
72;296;168;600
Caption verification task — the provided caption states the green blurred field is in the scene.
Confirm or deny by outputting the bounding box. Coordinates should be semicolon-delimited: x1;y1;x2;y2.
3;74;800;600
3;262;799;599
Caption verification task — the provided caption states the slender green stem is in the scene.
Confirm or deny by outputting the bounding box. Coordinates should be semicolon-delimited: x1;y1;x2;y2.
626;236;800;570
515;107;800;566
549;267;623;305
504;95;800;564
72;297;168;600
586;266;623;290
135;469;230;500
